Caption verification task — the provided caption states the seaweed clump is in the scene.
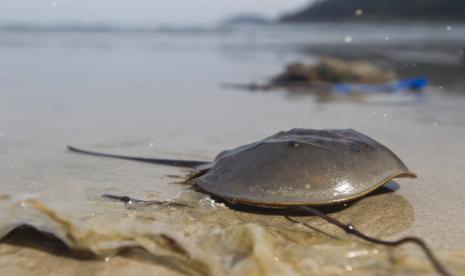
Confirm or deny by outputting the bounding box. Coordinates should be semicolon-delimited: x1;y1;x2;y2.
272;57;397;86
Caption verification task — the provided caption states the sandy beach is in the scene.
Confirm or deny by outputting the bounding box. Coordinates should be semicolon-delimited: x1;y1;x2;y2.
1;23;465;275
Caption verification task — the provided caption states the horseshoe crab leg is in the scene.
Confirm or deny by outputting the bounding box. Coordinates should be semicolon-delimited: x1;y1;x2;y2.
102;194;190;207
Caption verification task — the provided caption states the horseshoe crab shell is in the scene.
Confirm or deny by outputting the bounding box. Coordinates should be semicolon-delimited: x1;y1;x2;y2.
193;129;416;207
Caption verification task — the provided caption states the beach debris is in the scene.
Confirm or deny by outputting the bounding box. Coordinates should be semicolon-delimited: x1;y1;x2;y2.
224;57;430;95
67;129;450;275
272;57;397;86
333;77;429;94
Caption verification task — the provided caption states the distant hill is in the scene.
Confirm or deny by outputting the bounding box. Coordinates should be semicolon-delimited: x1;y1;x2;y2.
281;0;465;22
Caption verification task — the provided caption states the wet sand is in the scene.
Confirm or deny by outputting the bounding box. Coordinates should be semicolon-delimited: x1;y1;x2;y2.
1;25;465;274
1;86;465;274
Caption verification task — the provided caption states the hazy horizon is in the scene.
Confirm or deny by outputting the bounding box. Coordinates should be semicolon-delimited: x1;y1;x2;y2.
0;0;311;25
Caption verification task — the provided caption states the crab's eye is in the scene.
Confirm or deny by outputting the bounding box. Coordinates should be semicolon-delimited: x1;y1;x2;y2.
287;141;299;147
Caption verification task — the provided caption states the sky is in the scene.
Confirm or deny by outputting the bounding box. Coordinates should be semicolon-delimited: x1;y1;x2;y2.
1;0;312;25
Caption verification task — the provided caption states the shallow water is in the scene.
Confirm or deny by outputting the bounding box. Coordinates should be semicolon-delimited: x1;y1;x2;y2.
2;190;463;275
1;23;465;275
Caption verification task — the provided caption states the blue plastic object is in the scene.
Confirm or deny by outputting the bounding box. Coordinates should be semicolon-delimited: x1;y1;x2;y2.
332;77;429;94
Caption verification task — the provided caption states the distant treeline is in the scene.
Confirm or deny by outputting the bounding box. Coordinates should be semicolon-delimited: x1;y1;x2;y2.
281;0;465;22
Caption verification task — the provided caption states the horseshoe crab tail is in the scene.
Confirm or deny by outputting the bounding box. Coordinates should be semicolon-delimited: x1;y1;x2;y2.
287;207;451;276
67;146;210;168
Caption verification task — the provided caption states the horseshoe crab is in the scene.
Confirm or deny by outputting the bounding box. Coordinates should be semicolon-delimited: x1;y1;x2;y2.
67;128;450;275
69;128;416;207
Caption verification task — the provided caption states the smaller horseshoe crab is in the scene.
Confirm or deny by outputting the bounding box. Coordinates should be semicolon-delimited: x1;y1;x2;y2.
68;129;450;276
